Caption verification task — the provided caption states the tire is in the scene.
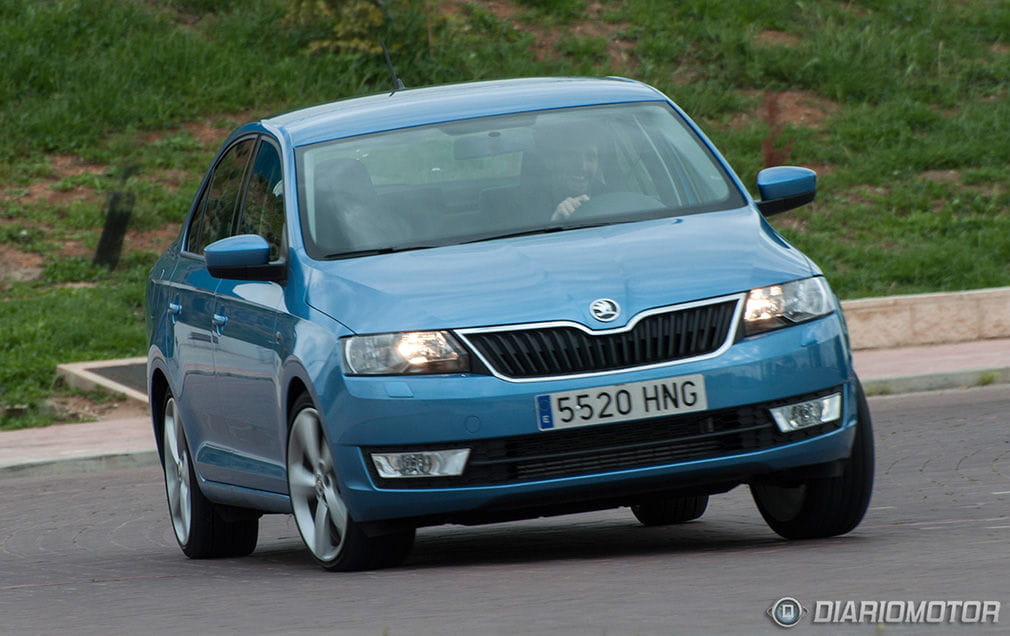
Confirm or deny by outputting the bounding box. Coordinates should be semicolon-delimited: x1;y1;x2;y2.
750;382;875;540
160;391;259;558
286;394;415;571
632;495;709;526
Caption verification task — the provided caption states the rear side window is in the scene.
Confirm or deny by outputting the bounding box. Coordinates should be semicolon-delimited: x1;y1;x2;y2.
186;138;254;254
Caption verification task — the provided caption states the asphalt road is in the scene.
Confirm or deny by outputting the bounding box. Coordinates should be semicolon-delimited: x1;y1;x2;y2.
2;386;1008;635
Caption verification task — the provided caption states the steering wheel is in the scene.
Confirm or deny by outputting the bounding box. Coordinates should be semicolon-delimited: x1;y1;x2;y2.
571;192;666;220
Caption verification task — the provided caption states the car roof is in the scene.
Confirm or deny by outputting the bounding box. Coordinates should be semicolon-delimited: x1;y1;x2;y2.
263;77;666;147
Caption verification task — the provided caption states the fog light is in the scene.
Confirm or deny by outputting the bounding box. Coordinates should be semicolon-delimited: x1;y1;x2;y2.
769;393;842;432
371;449;471;478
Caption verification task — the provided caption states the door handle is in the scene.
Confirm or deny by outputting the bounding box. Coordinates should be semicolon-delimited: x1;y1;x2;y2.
211;313;228;337
168;302;181;325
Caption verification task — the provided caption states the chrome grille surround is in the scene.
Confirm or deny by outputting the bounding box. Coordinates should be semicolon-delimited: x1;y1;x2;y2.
456;293;744;382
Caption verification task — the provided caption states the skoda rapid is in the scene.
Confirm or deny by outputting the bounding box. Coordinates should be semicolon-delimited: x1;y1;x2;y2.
146;77;873;571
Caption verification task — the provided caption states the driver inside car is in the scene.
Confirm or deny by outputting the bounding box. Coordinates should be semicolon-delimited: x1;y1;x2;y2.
549;140;606;222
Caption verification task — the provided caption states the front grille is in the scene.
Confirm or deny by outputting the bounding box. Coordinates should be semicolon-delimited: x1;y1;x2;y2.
364;387;843;489
460;299;738;379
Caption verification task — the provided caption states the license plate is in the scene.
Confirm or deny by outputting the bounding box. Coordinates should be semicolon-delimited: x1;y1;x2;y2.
535;374;707;431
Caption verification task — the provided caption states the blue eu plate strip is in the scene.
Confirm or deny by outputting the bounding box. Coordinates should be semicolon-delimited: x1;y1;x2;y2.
536;395;554;430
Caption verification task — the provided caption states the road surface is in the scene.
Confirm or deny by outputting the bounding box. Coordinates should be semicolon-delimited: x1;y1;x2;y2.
2;386;1008;634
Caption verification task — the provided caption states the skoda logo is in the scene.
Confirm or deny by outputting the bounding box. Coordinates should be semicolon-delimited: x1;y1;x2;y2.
590;298;620;322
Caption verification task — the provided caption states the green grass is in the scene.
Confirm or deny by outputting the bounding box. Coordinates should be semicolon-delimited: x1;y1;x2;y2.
1;257;150;428
2;0;1009;427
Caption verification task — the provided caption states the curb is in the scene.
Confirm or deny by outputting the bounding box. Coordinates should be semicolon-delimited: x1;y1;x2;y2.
56;357;149;405
861;367;1010;397
0;451;159;480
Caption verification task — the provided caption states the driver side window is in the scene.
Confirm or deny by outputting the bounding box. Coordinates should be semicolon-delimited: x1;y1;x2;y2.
235;140;285;261
186;138;254;254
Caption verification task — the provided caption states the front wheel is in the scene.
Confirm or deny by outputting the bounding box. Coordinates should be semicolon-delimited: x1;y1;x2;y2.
286;394;415;571
160;391;258;558
750;382;875;539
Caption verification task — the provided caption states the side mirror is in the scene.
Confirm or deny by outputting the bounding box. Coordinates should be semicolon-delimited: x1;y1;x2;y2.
756;166;817;216
205;234;286;282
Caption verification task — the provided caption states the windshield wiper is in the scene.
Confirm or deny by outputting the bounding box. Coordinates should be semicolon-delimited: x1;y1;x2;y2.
462;221;613;244
323;245;433;260
325;222;620;256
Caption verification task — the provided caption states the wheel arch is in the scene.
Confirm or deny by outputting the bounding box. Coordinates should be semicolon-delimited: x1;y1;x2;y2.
282;355;323;429
149;367;171;463
286;376;311;423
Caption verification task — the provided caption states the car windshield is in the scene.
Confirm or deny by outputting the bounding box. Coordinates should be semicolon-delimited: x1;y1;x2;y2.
296;102;745;259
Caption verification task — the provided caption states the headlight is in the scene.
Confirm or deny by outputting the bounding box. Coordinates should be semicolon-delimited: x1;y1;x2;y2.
342;331;471;375
743;277;835;335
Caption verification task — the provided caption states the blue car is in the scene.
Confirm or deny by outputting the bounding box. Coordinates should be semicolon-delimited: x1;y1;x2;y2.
146;77;873;571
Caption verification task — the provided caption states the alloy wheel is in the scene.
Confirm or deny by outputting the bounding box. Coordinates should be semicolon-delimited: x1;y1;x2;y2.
287;407;348;563
163;397;192;545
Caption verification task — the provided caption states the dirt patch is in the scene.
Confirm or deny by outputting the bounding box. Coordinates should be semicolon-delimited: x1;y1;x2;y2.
57;238;93;260
2;155;109;208
147;167;194;192
127;224;180;255
49;393;149;424
755;30;802;48
0;222;177;287
731;89;840;130
771;215;809;233
49;154;106;179
140;111;258;150
0;245;44;283
529;2;636;71
181;116;243;147
443;0;636;71
444;0;515;21
804;163;834;178
553;4;630;58
920;169;961;184
921;169;1007;197
833;185;889;208
2;108;238;284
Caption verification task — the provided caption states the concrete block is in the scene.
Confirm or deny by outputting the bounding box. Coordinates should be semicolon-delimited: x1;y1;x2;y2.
843;302;913;349
909;296;981;345
978;293;1010;339
841;286;1010;350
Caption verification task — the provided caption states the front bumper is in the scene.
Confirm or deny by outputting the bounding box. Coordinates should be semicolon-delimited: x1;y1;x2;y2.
322;314;858;523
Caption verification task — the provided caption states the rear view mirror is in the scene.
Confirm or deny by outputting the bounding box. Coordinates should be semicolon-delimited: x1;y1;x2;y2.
205;234;285;282
756;166;817;216
453;128;534;160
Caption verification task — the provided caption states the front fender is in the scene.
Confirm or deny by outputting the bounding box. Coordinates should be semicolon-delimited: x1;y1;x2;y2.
279;306;352;436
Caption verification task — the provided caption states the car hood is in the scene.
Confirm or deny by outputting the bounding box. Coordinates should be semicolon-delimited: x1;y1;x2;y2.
304;207;815;333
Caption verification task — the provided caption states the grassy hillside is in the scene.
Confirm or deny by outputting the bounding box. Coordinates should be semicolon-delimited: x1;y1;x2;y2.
2;0;1008;427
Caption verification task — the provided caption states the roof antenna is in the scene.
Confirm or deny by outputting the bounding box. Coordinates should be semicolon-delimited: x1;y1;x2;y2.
381;41;405;92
